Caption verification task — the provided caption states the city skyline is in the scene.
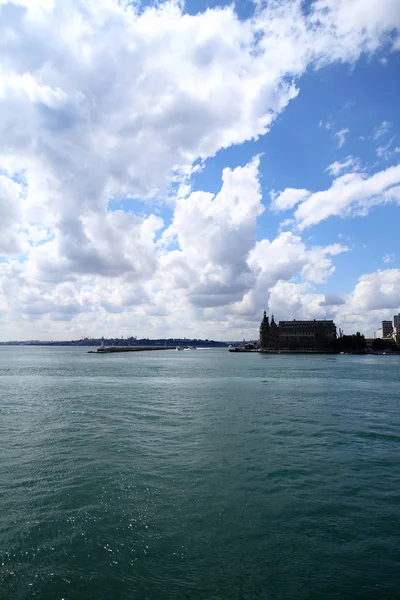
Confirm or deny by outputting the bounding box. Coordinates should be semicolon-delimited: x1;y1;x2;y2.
0;0;399;341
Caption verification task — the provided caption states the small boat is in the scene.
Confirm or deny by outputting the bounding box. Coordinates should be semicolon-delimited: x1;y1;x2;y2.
176;346;184;351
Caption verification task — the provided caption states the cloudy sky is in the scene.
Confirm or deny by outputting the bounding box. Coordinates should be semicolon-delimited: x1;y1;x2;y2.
0;0;399;341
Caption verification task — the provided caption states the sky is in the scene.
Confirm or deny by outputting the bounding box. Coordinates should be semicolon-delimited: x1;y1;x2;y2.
0;0;399;341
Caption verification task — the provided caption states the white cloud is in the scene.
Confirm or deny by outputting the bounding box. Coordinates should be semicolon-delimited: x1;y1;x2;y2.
351;269;400;311
319;120;334;130
0;0;399;339
268;281;327;321
265;268;400;338
326;155;360;177
319;293;345;306
373;120;392;140
334;128;350;148
160;158;264;308
0;174;25;255
309;0;400;60
0;0;305;209
0;160;350;339
376;136;397;160
382;253;395;264
270;188;310;211
231;232;348;316
277;164;400;230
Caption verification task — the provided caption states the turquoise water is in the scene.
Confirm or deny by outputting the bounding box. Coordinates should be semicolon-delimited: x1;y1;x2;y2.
1;347;399;600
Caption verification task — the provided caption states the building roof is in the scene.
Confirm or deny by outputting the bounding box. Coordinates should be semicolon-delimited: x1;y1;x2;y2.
278;320;335;327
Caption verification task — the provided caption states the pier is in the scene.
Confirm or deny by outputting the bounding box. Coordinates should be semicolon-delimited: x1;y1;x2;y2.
88;346;176;354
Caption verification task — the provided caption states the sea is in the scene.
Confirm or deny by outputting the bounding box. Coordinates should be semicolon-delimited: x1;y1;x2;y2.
1;346;399;600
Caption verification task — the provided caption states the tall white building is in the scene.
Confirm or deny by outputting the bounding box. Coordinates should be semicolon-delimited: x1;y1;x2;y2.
393;314;400;342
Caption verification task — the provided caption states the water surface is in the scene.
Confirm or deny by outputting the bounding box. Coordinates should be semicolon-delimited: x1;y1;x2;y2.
1;347;399;599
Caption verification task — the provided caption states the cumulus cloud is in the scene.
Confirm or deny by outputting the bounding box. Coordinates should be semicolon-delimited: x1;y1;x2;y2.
335;269;400;334
319;293;346;306
0;175;25;255
230;232;348;316
266;268;400;337
0;0;400;339
268;281;328;321
160;158;263;308
350;269;400;312
0;0;304;210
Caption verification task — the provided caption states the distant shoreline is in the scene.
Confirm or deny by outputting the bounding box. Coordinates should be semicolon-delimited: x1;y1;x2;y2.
0;339;228;348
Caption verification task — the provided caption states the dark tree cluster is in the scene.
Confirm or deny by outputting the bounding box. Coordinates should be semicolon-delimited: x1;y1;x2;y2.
332;332;367;353
371;338;398;352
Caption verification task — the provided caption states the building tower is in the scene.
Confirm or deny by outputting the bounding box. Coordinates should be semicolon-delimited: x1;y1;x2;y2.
260;311;269;349
271;314;279;349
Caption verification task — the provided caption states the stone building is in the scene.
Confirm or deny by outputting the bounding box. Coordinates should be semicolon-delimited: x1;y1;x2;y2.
259;312;337;352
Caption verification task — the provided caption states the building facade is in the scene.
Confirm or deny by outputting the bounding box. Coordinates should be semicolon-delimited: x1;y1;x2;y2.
382;320;394;338
259;312;337;352
392;314;400;343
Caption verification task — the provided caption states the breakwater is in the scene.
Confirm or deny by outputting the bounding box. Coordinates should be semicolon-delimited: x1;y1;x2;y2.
88;346;176;354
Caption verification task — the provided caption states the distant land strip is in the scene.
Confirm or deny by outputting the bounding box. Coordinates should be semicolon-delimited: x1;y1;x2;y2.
0;338;229;347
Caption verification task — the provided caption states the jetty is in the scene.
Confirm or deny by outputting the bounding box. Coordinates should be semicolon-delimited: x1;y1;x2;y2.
88;345;176;354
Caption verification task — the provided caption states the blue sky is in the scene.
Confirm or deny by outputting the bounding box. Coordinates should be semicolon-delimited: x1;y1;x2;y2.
0;0;399;340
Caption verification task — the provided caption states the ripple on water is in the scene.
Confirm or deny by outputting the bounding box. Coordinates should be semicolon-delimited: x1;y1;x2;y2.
1;349;400;599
